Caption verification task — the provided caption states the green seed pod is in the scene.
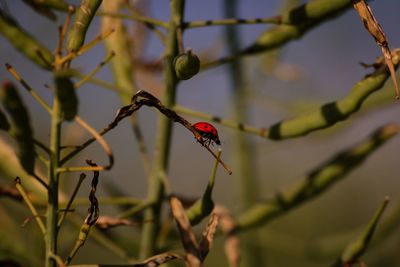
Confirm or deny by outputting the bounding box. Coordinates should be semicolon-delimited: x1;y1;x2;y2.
174;50;200;80
67;0;103;52
186;197;214;226
0;108;10;131
1;81;35;174
0;9;54;70
243;0;354;55
54;72;78;121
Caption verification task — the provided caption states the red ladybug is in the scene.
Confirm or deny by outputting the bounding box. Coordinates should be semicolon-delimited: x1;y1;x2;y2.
193;122;221;145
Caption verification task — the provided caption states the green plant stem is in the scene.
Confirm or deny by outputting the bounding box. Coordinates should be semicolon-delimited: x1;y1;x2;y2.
179;50;400;141
57;173;86;228
202;0;362;69
139;0;185;259
234;124;398;232
15;177;46;235
183;16;281;29
332;197;389;266
97;11;169;29
0;9;54;70
72;72;131;95
174;105;262;134
186;150;220;225
67;0;103;52
224;1;263;266
74;51;115;88
33;197;144;207
118;200;155;219
45;96;62;267
101;0;152;178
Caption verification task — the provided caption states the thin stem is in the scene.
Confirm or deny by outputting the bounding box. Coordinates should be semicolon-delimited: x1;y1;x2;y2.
57;173;86;228
32;173;49;189
72;73;128;93
33;138;51;155
123;3;167;44
55;5;74;63
59;28;114;66
5;63;52;114
15;177;46;235
74;51;115;89
36;153;50;168
139;0;185;259
57;166;110;173
73;116;114;169
176;26;184;54
183;16;282;29
96;11;169;29
59;118;112;166
224;0;261;264
45;94;62;267
68;215;137;263
118;200;155;219
174;105;262;135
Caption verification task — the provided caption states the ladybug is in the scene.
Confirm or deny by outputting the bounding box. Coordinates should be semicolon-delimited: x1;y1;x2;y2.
193;122;221;146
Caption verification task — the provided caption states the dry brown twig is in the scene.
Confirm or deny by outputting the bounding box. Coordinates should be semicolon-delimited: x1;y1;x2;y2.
352;0;399;98
214;205;240;267
111;90;232;175
170;196;202;266
169;197;220;267
133;252;185;267
95;216;153;229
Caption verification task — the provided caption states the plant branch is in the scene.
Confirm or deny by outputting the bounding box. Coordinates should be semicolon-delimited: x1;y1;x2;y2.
183;16;282;29
15;177;46;235
235;124;399;232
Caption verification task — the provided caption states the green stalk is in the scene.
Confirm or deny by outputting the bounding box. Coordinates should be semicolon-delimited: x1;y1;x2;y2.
67;0;103;52
45;96;62;267
224;1;263;266
235;124;398;232
100;0;151;177
139;0;185;259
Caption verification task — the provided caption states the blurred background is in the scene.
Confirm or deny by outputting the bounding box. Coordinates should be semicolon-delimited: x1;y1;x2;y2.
1;0;400;266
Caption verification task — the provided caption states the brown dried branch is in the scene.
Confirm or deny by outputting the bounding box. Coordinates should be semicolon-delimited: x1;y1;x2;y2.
65;159;101;265
134;252;185;266
95;216;153;229
85;159;100;225
170;196;202;267
214;205;240;267
61;90;231;174
352;0;399;98
0;184;22;201
111;90;232;175
199;213;219;261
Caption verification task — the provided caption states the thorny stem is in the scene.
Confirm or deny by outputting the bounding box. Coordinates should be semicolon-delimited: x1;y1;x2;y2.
139;0;185;259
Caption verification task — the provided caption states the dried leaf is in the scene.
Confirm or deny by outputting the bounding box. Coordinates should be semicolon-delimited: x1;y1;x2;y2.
214;205;240;267
170;197;202;267
134;252;185;267
0;184;22;201
352;0;399;98
199;213;219;261
95;216;153;229
84;159;99;225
